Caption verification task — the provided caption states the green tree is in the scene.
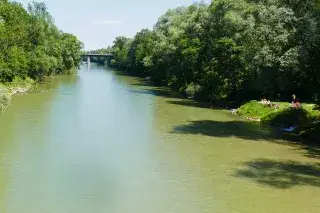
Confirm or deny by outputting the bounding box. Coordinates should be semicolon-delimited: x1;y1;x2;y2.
0;1;83;82
111;36;132;69
101;0;320;104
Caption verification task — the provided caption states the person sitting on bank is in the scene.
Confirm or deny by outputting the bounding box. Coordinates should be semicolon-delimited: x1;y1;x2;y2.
260;98;270;105
291;97;301;108
293;101;301;108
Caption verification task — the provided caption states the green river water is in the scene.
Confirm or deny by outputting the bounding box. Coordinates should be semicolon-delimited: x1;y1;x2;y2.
0;64;319;213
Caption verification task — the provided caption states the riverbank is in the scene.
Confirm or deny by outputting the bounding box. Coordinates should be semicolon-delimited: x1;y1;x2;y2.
117;71;320;143
236;101;320;142
0;77;35;112
0;66;79;113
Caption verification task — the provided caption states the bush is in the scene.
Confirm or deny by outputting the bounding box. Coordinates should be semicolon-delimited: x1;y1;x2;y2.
237;100;274;118
237;101;319;142
0;85;11;112
261;108;310;127
9;77;34;88
185;83;201;99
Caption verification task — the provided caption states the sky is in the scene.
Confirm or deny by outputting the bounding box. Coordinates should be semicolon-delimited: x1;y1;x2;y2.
17;0;210;50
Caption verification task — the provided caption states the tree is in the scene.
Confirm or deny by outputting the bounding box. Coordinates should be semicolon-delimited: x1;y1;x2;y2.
111;36;132;69
0;1;83;82
100;0;320;104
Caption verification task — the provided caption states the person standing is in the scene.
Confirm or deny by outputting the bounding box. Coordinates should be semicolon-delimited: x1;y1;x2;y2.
292;94;297;103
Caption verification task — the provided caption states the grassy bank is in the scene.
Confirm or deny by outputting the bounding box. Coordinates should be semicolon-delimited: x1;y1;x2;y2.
0;77;35;112
237;101;320;142
0;67;79;113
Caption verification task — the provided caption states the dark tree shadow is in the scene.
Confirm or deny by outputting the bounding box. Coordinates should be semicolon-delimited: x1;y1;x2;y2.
131;82;150;86
171;120;293;142
295;144;320;159
172;120;320;161
167;100;221;109
112;70;139;77
127;87;182;99
234;159;320;189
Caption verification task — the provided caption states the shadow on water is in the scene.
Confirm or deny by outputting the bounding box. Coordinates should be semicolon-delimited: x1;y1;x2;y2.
167;100;221;109
131;82;151;86
172;120;320;189
171;120;290;142
171;119;320;160
126;87;181;99
234;159;320;189
294;144;320;160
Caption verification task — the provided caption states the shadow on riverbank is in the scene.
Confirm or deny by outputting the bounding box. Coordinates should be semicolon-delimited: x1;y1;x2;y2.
234;159;320;189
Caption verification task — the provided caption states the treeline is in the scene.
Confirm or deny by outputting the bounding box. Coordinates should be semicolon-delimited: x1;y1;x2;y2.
85;47;112;55
0;0;83;83
102;0;320;105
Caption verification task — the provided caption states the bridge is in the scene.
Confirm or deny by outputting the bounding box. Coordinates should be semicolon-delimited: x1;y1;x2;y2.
81;54;113;65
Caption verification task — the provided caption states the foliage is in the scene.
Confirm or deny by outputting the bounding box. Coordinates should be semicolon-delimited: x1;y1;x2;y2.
6;76;34;91
110;36;133;70
185;83;202;98
0;85;10;112
95;0;320;105
261;108;310;127
85;47;112;55
0;1;83;82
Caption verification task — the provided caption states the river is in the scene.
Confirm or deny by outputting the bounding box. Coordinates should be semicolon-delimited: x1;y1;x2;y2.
0;64;319;213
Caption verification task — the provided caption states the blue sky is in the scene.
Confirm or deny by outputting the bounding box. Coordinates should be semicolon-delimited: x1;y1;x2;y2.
17;0;210;50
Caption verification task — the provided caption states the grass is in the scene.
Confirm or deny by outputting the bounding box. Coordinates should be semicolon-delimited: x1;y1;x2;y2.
237;100;320;143
237;100;274;119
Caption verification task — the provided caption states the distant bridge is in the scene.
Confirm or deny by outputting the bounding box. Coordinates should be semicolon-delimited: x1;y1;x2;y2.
81;54;113;64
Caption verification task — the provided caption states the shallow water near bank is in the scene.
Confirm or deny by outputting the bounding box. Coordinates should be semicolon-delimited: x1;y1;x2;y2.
0;64;319;213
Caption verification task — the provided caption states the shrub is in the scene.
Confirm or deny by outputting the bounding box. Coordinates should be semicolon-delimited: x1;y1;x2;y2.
0;85;11;112
5;77;35;94
261;107;310;127
9;77;34;88
237;100;274;118
185;83;201;99
308;107;320;122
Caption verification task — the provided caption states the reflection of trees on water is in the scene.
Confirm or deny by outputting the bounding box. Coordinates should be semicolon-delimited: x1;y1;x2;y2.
39;74;79;91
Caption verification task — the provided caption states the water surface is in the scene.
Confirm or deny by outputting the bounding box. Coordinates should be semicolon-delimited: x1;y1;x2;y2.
0;64;319;213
